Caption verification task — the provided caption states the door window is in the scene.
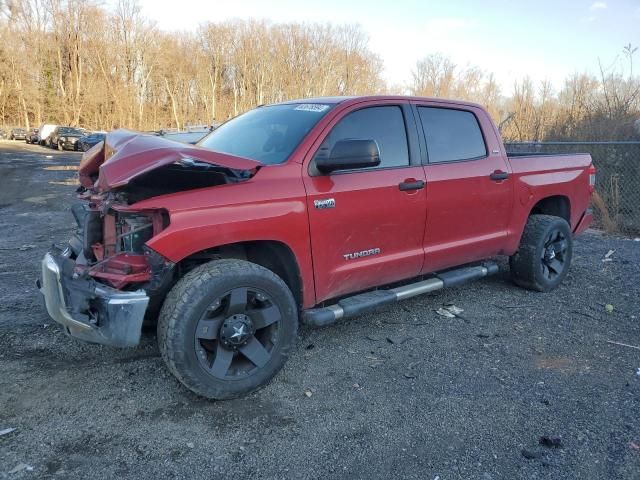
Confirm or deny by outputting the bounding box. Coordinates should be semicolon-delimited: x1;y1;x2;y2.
316;106;410;170
417;107;487;163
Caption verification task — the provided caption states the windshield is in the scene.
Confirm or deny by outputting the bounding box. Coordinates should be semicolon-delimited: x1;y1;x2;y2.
59;127;83;135
198;103;333;164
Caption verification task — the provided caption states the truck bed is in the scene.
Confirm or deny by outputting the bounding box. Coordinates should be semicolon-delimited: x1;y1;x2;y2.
507;152;588;158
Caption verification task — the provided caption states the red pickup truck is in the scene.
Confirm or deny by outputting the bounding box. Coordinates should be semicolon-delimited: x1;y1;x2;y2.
39;96;595;399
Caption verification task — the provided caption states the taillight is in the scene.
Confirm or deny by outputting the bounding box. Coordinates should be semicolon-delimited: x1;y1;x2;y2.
588;164;596;193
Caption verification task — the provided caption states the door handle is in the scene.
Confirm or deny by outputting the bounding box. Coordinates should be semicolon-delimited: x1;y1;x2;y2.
398;180;425;191
489;170;509;181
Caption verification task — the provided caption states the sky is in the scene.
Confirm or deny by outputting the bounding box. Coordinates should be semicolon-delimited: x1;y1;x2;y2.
135;0;640;93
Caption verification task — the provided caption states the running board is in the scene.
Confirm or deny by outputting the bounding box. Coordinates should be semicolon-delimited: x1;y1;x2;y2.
302;263;499;328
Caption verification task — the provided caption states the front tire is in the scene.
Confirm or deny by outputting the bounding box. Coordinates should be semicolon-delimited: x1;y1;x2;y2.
158;259;298;399
510;214;573;292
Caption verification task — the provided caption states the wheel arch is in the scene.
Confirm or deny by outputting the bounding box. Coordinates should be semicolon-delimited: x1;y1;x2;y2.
529;195;571;223
506;194;573;255
177;240;304;309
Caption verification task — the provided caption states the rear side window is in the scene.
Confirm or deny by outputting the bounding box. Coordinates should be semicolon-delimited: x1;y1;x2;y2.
318;106;409;169
417;107;487;163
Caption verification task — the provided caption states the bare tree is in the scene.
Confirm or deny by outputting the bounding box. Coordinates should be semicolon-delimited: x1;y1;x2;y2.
623;43;638;77
1;4;638;143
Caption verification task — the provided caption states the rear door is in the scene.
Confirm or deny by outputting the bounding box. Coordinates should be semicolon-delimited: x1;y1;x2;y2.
303;102;427;302
413;102;513;272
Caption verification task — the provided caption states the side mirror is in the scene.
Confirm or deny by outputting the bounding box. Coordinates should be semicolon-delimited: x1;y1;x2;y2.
315;139;380;174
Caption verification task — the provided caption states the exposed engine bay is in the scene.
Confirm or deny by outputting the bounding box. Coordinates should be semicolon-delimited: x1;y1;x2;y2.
71;130;258;290
116;158;252;203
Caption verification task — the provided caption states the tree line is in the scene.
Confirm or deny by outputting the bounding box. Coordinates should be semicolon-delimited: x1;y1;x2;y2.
1;0;638;141
408;48;640;141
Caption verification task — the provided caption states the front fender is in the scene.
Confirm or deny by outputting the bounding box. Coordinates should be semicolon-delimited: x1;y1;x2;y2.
138;163;316;306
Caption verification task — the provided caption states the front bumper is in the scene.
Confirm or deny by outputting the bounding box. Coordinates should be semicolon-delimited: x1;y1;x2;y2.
61;139;79;150
38;250;149;347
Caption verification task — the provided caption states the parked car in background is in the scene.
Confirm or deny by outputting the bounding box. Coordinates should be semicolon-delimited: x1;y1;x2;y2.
38;124;57;146
77;131;107;152
48;126;85;150
25;128;39;144
0;129;7;139
9;128;27;140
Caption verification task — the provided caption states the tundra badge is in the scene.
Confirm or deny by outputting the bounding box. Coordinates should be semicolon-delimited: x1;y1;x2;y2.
343;248;381;260
314;198;335;209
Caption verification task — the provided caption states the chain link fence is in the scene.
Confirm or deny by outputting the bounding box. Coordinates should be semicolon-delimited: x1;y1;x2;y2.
505;141;640;236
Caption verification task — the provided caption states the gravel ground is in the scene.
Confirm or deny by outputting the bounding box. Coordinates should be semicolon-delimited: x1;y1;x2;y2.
1;140;639;480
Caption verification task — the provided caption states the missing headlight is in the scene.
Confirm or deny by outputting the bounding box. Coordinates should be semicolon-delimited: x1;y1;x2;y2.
118;215;153;253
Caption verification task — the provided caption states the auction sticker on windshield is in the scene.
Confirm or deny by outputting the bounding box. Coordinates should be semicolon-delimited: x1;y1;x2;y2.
294;104;330;112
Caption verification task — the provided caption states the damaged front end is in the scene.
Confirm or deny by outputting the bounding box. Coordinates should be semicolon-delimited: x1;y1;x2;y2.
39;249;150;347
39;130;259;347
38;195;175;347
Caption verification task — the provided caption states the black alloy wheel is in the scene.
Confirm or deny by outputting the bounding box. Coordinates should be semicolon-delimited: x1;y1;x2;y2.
194;286;281;380
510;214;573;292
158;259;298;399
540;228;568;280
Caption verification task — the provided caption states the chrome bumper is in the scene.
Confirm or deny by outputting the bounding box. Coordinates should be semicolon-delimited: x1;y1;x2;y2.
39;252;149;347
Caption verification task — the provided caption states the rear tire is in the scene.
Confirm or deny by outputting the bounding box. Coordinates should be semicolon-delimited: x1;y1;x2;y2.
510;214;573;292
158;259;298;399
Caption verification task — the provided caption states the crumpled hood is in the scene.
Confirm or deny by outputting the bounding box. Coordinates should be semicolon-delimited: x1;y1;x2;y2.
79;129;261;191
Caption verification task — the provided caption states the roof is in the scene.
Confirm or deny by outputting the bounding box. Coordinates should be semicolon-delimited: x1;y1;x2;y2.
276;96;356;105
274;95;484;110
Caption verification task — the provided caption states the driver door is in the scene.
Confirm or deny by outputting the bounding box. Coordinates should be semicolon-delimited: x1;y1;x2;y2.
303;102;427;303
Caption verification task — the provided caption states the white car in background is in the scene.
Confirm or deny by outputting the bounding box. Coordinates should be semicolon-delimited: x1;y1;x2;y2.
37;124;58;146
